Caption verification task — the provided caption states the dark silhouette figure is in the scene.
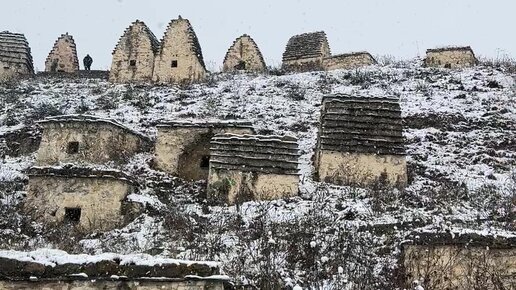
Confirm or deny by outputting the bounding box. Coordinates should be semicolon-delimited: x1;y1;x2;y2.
83;54;93;70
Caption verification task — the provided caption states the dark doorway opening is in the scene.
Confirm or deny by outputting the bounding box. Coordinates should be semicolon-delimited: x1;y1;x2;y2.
64;207;81;223
67;141;79;154
171;60;178;68
200;155;210;168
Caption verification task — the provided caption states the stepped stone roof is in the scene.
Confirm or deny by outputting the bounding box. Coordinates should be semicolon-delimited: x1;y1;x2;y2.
37;114;151;142
319;94;405;155
112;20;160;54
282;31;330;61
45;33;79;70
159;17;205;69
426;46;474;54
157;120;254;129
0;31;34;73
210;134;300;175
223;34;266;68
28;165;136;185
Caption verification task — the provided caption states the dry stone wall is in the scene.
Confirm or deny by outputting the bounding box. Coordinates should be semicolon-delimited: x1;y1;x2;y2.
44;33;79;73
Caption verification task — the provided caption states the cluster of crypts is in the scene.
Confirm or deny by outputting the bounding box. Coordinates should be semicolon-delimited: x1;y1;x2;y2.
1;15;478;83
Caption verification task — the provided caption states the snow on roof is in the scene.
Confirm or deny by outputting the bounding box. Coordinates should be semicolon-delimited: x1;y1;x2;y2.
37;114;151;142
405;229;516;249
0;248;222;280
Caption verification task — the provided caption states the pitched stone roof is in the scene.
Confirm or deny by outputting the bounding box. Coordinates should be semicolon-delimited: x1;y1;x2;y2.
210;134;300;175
318;94;405;155
112;20;160;55
159;17;205;69
157;120;254;130
45;33;79;71
28;165;136;185
37;114;151;142
0;31;34;73
222;34;266;69
282;31;330;61
426;46;475;54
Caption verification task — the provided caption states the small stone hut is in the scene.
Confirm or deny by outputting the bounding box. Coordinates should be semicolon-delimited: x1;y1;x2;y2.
152;16;207;84
323;51;377;71
24;166;137;232
0;249;229;289
109;20;159;83
0;31;34;80
223;34;266;72
314;94;407;187
424;46;477;68
44;33;79;73
402;232;516;290
208;134;300;204
154;121;254;181
36;115;151;166
282;31;331;72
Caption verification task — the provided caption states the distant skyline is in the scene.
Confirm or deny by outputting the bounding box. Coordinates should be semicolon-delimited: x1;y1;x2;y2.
2;0;516;71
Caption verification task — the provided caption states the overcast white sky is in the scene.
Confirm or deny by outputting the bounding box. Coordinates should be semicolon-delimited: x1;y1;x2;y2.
2;0;515;71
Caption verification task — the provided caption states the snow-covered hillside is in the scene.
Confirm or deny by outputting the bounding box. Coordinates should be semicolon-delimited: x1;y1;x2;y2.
0;60;514;289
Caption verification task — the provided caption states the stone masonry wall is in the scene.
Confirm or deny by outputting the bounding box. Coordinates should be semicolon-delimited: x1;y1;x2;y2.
154;126;252;180
223;34;266;72
425;49;477;68
208;169;299;205
36;121;145;166
323;52;376;71
0;280;225;290
109;21;158;83
316;151;407;187
24;175;132;231
152;18;206;84
403;244;516;289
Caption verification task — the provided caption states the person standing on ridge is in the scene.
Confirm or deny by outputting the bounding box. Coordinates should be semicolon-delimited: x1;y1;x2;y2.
83;54;93;70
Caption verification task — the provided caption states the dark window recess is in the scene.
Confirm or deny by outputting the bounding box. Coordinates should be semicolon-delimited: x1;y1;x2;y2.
64;208;81;223
445;63;452;68
200;155;210;168
129;60;136;67
171;60;178;68
3;67;9;70
67;141;79;154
